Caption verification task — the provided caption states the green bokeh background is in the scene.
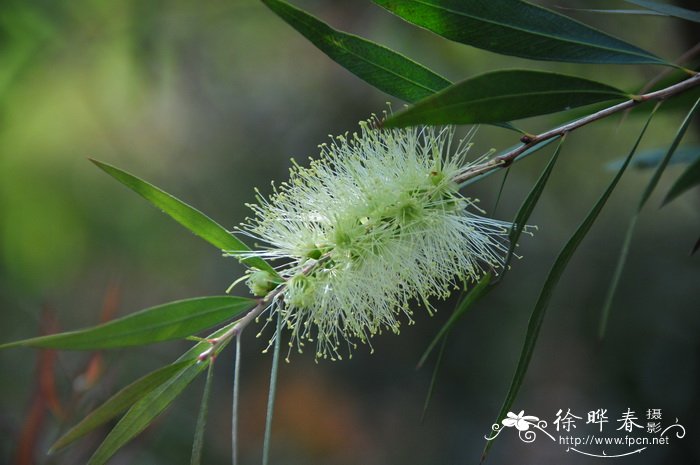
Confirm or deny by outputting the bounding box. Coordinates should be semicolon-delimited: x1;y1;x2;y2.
1;1;698;464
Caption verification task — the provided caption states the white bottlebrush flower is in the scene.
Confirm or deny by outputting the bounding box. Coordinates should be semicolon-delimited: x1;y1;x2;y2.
237;118;517;361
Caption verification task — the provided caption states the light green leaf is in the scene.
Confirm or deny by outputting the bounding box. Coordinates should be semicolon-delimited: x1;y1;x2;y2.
625;0;700;23
373;0;665;64
0;296;254;350
90;159;276;275
261;0;450;103
483;107;656;460
664;155;700;205
49;362;193;453
605;146;700;171
382;70;628;127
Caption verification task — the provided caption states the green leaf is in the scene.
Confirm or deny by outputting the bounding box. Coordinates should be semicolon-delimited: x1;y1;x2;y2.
504;139;563;271
599;98;700;338
558;8;665;16
625;0;700;23
483;108;656;460
664;148;700;205
459;137;560;188
86;322;235;465
190;362;215;465
605;146;700;171
88;361;208;465
421;334;448;423
0;296;254;350
382;70;628;127
90;159;276;275
372;0;665;64
261;0;450;103
417;272;492;368
49;362;193;453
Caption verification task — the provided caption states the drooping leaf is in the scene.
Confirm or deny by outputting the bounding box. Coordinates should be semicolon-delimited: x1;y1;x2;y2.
663;151;700;205
418;272;492;368
373;0;665;64
87;361;208;465
421;334;448;423
190;362;215;465
90;159;276;275
625;0;700;23
49;362;192;453
0;296;254;350
557;7;665;16
262;311;284;465
483;108;657;460
504;140;563;271
261;0;450;103
85;322;235;465
599;99;700;338
605;145;700;171
382;70;628;127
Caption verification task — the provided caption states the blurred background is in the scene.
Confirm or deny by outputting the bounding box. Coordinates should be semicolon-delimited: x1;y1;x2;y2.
0;1;698;464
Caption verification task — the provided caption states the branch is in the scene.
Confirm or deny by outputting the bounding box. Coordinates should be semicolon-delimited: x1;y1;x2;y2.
454;72;700;184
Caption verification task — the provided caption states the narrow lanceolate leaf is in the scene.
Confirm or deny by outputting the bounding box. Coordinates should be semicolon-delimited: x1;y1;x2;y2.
87;361;208;465
626;0;700;23
373;0;665;64
0;296;254;350
85;323;235;465
664;155;700;205
418;272;492;368
261;0;450;103
505;140;564;271
605;146;700;171
90;159;276;275
599;99;700;338
49;362;192;453
190;362;215;465
383;70;628;127
483;109;657;461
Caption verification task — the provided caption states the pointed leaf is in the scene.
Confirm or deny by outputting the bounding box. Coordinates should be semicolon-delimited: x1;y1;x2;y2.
664;151;700;205
504;140;563;270
605;146;700;171
90;159;276;275
85;322;235;465
261;0;450;103
383;70;628;127
626;0;700;23
373;0;665;64
190;362;214;465
418;272;492;368
0;296;254;350
483;108;656;460
49;361;192;453
599;98;700;338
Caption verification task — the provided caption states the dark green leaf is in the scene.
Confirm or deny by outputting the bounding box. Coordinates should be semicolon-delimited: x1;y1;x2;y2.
418;272;492;368
664;150;700;205
373;0;665;64
625;0;700;23
599;99;700;338
505;140;563;271
557;7;665;16
90;159;276;275
49;362;192;453
0;296;254;350
88;361;208;465
483;108;656;460
383;70;628;127
85;322;235;465
261;0;450;103
421;334;448;423
190;362;215;465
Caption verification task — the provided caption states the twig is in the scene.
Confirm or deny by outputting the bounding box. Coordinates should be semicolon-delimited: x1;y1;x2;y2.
453;72;700;184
